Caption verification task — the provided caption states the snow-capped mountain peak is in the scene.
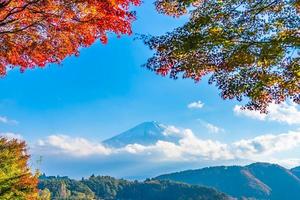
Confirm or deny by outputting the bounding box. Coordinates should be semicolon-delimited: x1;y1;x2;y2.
102;121;179;148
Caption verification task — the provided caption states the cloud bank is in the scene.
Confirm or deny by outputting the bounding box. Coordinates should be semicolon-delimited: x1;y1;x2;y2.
34;128;300;165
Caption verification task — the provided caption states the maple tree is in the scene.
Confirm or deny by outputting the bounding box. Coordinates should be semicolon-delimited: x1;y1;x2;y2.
0;0;140;75
146;0;299;112
0;137;39;199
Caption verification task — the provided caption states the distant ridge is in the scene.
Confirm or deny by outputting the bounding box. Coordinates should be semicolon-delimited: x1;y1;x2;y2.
102;121;179;148
156;162;300;200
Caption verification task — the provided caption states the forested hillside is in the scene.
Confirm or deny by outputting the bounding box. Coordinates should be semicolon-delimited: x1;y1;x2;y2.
156;163;300;200
38;175;231;200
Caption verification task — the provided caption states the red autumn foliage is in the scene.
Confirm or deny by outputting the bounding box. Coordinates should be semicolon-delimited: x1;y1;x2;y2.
0;0;140;75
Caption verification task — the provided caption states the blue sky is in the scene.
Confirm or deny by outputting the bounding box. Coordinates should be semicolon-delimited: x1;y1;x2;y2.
0;0;300;179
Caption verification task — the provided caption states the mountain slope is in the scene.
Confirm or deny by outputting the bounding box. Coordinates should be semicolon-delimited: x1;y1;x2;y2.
247;163;300;200
39;175;232;200
156;163;300;200
291;166;300;179
102;121;178;148
156;165;270;199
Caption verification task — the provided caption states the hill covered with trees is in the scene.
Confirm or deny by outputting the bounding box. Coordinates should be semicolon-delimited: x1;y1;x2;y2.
156;163;300;200
38;175;232;200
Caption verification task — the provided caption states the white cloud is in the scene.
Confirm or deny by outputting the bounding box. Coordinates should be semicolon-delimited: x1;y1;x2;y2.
175;129;233;160
234;102;300;125
234;105;266;120
187;101;204;109
267;102;300;124
122;129;233;161
234;131;300;158
161;125;181;136
0;116;18;125
37;135;112;157
123;143;149;154
35;130;233;161
0;116;9;123
0;132;23;140
33;128;300;167
203;122;224;133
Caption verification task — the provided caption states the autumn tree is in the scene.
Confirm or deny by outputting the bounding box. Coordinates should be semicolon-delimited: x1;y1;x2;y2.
0;137;39;199
0;0;140;75
145;0;299;111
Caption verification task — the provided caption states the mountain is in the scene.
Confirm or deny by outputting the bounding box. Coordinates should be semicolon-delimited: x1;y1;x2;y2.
156;165;270;199
247;163;300;200
38;175;232;200
156;162;300;200
102;121;179;148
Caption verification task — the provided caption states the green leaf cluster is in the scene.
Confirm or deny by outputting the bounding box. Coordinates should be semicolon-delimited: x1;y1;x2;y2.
147;0;300;111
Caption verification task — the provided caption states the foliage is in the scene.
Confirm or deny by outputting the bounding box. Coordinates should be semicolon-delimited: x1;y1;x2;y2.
116;179;231;200
38;174;95;199
82;175;127;199
146;0;300;112
39;175;231;200
0;0;140;75
38;188;51;200
0;137;39;199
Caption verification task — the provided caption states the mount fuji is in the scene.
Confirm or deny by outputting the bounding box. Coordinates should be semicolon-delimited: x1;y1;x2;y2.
102;121;180;148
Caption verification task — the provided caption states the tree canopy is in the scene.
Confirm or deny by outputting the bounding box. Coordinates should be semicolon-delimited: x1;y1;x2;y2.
146;0;299;111
0;0;298;111
0;137;39;199
38;175;231;200
0;0;140;75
